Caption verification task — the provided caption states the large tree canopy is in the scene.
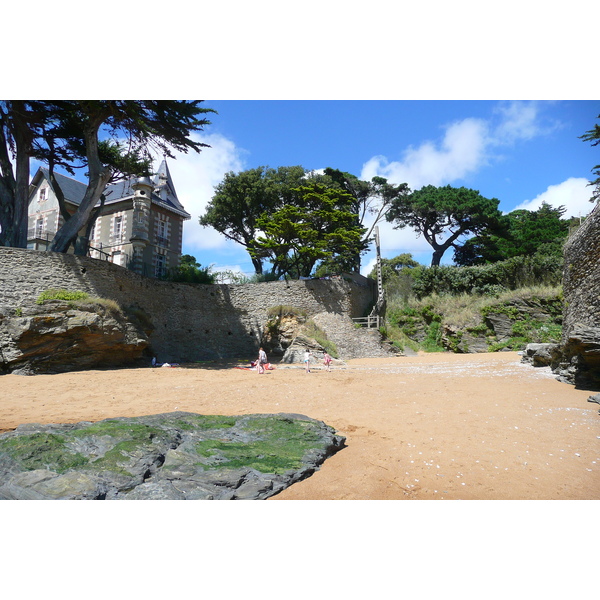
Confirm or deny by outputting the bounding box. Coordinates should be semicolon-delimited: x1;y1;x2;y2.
453;202;570;266
0;100;215;252
250;182;368;279
199;166;308;274
201;165;408;275
385;184;505;266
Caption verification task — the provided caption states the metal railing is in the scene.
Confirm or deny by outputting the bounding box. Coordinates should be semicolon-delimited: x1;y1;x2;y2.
27;228;56;243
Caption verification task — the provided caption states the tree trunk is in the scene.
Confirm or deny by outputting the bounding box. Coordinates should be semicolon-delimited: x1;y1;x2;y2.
50;120;111;253
0;102;31;248
251;256;263;275
430;248;443;267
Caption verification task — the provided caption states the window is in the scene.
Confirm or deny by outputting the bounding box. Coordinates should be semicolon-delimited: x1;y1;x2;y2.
156;219;168;246
113;216;123;242
39;188;47;202
155;253;166;278
36;218;44;237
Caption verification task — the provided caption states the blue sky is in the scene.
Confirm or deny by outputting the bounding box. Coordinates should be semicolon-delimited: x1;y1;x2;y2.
165;100;599;277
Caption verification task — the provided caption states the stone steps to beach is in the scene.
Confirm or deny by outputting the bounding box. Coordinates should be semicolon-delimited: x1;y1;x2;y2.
311;311;400;359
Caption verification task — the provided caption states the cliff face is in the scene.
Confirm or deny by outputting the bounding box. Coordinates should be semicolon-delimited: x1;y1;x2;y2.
553;202;600;388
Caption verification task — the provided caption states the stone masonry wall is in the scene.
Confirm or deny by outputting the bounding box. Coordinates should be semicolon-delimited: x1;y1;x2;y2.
0;248;374;363
562;202;600;338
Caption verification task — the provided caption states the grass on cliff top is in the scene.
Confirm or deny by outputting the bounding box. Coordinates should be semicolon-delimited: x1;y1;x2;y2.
36;288;122;315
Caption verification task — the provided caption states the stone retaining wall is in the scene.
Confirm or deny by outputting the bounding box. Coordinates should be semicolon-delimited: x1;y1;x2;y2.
562;202;600;338
0;248;375;363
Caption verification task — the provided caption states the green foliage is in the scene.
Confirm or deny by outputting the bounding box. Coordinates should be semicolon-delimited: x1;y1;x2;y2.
323;168;410;270
303;319;339;358
386;184;504;266
251;182;368;278
367;253;420;284
164;255;216;284
35;288;123;316
266;305;308;319
420;321;443;352
454;202;570;265
199;166;310;274
382;270;563;353
411;255;563;299
202;165;407;275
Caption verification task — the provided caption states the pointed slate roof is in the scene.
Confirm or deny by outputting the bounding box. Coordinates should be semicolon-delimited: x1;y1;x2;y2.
150;158;190;218
36;168;87;205
32;159;190;220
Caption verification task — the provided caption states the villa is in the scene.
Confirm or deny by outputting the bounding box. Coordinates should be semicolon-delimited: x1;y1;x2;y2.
27;159;190;278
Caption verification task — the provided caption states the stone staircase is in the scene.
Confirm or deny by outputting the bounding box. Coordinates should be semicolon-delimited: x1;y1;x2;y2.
311;311;400;359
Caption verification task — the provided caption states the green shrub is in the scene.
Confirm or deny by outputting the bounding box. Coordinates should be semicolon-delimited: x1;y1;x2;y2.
422;321;445;352
411;255;563;299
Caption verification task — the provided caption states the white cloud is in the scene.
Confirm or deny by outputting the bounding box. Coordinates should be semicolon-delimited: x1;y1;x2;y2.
360;101;560;190
159;132;247;252
360;117;489;189
513;177;595;218
490;101;560;145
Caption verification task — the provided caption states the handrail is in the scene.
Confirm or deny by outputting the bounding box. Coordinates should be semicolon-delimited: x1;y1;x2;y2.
352;316;381;329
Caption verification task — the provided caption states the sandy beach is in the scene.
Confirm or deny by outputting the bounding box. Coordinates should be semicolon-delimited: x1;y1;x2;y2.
1;351;598;501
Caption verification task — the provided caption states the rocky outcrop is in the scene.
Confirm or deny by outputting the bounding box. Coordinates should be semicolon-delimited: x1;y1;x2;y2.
0;412;345;500
0;300;150;375
521;343;561;367
419;294;562;354
552;324;600;388
263;309;398;363
552;203;600;388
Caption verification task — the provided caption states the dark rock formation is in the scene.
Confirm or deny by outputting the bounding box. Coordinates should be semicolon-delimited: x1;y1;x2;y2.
552;324;600;388
0;412;345;500
552;203;600;389
0;301;150;375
